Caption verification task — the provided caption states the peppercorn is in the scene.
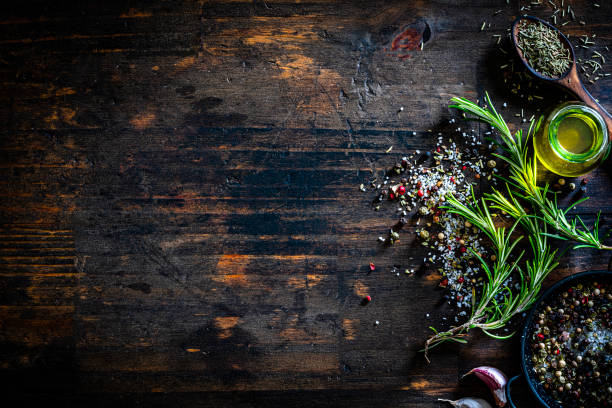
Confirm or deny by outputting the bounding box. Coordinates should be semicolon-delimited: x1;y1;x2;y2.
558;178;566;186
487;159;496;168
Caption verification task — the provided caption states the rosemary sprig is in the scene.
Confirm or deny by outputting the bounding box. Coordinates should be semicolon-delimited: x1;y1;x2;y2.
424;190;558;361
424;93;609;361
450;93;611;250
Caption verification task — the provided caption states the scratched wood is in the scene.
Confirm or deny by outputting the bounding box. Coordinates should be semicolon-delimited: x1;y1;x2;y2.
1;0;611;406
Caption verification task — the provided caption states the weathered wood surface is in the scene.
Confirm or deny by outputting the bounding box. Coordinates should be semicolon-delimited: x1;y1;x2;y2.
1;0;611;406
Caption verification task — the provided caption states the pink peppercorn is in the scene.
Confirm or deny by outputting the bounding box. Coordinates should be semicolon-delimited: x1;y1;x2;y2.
459;246;467;253
389;193;395;200
457;276;465;284
417;190;424;197
398;185;406;195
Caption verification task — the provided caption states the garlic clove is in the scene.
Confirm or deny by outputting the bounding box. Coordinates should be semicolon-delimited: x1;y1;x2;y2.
462;366;508;407
438;397;493;408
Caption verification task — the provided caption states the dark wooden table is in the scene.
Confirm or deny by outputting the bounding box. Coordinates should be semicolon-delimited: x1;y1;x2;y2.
1;1;611;406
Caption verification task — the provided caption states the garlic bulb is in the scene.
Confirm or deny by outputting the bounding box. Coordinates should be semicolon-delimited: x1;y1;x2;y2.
438;397;493;408
462;366;508;407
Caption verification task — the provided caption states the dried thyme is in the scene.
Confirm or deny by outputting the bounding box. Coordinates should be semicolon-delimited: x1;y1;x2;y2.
517;20;571;78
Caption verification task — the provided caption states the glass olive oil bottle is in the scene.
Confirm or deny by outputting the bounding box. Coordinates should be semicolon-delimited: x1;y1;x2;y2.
534;102;610;177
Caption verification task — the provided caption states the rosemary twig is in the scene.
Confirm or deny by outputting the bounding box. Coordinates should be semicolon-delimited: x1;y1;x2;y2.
423;93;609;362
450;93;611;250
424;191;557;361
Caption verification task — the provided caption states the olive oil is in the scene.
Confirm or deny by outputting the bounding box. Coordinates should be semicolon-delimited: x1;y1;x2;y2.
556;115;595;154
534;102;609;177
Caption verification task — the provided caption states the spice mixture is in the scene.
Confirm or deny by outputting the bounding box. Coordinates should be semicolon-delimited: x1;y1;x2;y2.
529;279;611;407
364;126;513;316
362;3;609;331
516;20;572;78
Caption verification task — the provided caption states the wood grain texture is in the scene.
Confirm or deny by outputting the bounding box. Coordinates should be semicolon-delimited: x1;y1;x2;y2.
1;0;611;407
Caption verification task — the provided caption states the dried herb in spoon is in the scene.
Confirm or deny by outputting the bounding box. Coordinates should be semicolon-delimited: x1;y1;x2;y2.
517;20;571;78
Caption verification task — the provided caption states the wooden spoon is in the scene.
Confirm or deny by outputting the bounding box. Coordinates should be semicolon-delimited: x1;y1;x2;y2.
511;15;612;142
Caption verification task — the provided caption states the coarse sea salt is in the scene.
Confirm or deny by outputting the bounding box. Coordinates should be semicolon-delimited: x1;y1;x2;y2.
362;122;501;310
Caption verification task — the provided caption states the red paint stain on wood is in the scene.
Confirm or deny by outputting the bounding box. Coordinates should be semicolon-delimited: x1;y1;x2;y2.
387;27;421;59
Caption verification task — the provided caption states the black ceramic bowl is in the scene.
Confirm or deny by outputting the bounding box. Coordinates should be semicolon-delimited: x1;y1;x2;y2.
507;270;611;407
